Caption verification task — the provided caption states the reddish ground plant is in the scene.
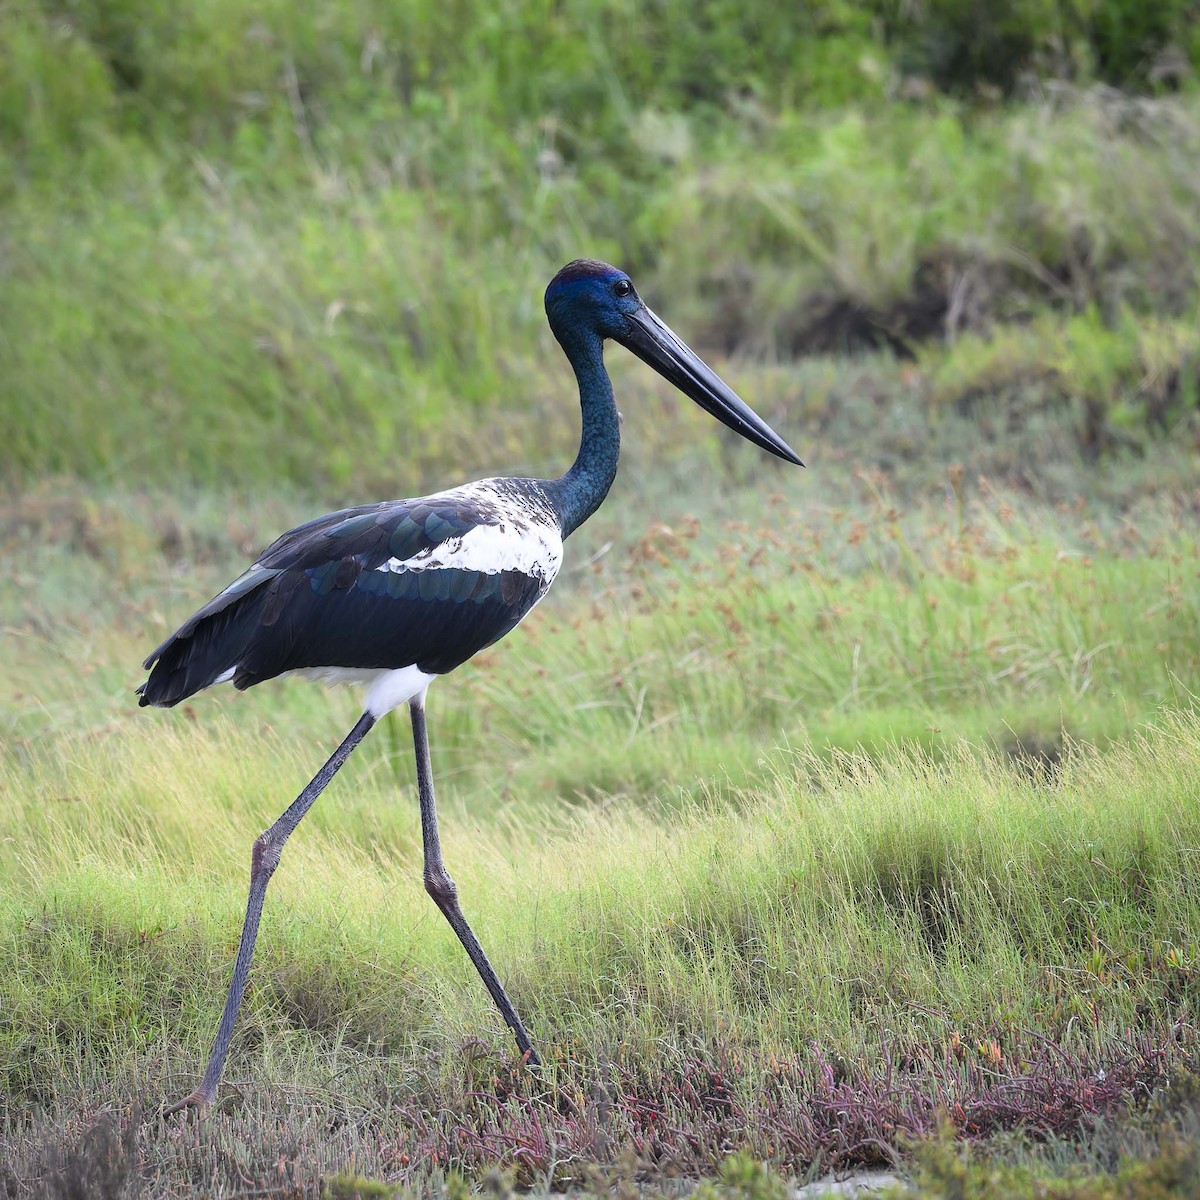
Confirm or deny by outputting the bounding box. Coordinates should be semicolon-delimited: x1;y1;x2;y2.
1;1024;1189;1196
401;1028;1181;1186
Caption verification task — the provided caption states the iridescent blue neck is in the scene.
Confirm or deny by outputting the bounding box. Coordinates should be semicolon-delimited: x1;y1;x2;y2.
541;328;620;539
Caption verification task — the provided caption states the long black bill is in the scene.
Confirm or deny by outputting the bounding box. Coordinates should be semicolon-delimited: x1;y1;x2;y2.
617;304;803;466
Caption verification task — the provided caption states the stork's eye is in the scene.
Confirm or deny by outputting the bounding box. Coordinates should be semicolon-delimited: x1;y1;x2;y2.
614;279;632;298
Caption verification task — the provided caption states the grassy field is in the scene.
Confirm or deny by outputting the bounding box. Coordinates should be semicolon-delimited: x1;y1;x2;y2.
4;0;1200;1195
4;2;1200;490
3;426;1200;1194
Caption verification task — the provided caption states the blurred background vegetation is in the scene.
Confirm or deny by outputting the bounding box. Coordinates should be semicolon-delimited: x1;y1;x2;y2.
2;0;1198;490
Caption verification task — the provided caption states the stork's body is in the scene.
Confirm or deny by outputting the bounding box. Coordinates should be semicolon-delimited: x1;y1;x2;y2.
142;478;566;717
143;260;801;1113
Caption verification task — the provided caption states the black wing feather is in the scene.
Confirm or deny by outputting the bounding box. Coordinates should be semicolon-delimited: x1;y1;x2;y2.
138;493;547;708
230;565;542;689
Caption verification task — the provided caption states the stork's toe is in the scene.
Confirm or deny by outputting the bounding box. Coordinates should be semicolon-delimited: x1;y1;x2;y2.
162;1088;213;1117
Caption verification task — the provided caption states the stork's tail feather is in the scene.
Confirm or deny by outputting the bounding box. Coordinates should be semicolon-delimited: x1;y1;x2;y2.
138;594;268;708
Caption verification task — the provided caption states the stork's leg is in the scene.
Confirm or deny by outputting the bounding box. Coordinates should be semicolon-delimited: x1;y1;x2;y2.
409;694;540;1066
164;711;377;1114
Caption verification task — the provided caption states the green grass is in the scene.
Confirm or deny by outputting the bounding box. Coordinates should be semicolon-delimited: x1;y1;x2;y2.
888;1105;1200;1199
2;4;1200;490
3;701;1199;1189
11;699;1199;1075
2;460;1199;1191
4;88;1199;488
6;468;1198;806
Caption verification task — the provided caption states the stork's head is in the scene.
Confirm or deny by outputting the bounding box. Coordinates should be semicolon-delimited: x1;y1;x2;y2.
545;259;803;467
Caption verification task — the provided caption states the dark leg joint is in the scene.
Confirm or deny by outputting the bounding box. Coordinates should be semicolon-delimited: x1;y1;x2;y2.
251;831;282;882
424;867;458;907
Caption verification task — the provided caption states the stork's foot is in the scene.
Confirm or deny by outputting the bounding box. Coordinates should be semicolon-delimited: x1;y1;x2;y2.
162;1088;213;1117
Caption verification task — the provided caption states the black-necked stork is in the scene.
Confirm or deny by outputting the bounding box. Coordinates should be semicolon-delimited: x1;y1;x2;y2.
141;259;802;1113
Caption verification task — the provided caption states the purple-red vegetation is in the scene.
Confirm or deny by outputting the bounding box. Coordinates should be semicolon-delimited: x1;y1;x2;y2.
373;1026;1183;1186
4;1026;1189;1197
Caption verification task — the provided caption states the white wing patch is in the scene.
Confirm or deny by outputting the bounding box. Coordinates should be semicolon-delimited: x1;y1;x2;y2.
380;521;562;580
377;481;564;585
